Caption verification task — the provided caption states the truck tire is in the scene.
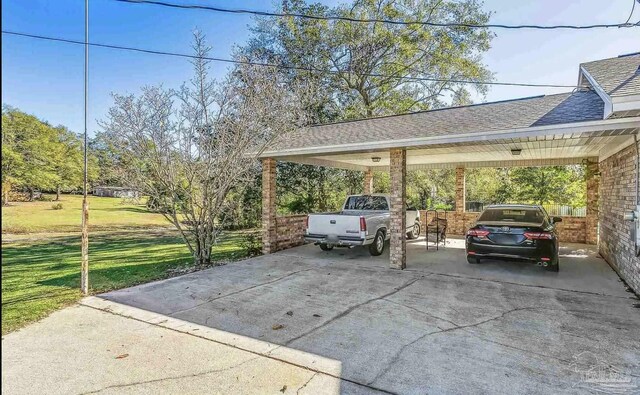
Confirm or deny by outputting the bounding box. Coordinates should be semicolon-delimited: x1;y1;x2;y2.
319;244;333;251
407;222;421;239
369;230;385;256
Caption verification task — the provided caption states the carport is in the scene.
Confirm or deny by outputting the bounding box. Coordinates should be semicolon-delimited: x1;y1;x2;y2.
260;53;640;292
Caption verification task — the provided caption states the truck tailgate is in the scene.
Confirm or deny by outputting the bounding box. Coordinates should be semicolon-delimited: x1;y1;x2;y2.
307;213;362;239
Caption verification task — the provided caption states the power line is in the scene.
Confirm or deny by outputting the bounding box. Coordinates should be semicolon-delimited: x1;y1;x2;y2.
2;30;579;89
114;0;640;30
625;0;639;25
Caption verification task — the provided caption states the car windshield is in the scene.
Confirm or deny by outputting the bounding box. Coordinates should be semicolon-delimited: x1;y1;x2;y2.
344;196;388;210
478;208;544;223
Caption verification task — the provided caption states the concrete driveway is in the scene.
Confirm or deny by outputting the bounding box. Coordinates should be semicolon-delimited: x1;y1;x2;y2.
3;238;640;394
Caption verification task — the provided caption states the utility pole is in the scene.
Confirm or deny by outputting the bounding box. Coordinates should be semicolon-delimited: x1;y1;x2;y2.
81;0;89;295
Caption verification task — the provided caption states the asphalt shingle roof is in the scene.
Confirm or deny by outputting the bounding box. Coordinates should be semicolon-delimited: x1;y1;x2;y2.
268;90;605;152
581;53;640;97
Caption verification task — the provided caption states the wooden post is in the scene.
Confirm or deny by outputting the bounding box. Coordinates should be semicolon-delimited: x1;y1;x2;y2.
81;198;89;294
81;0;89;295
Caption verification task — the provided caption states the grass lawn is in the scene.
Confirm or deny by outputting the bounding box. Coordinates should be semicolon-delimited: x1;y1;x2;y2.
1;194;252;334
2;194;172;234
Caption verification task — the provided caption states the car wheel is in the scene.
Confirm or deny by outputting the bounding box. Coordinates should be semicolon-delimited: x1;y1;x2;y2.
407;222;421;240
319;244;333;251
467;254;480;264
369;231;385;256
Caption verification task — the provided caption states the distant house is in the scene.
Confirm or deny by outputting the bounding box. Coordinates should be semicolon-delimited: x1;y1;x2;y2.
93;186;139;198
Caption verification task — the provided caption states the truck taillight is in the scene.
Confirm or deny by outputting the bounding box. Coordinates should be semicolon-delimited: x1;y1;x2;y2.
524;232;553;240
467;229;490;238
304;216;309;230
360;217;367;232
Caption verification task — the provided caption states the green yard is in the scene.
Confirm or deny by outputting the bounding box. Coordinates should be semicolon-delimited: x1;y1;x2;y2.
2;194;172;234
1;195;250;334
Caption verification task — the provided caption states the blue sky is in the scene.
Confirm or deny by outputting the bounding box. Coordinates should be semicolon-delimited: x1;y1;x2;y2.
2;0;639;135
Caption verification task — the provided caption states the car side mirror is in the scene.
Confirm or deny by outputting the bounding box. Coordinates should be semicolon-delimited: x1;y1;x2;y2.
552;217;562;223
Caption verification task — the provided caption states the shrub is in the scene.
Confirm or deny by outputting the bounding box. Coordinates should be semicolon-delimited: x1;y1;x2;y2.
51;203;64;210
240;231;262;257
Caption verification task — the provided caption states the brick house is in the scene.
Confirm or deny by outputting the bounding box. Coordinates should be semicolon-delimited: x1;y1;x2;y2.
259;53;640;292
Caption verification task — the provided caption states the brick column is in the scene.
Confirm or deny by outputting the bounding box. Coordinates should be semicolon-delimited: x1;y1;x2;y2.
262;158;277;254
364;168;374;194
455;166;465;213
586;161;599;245
389;149;407;270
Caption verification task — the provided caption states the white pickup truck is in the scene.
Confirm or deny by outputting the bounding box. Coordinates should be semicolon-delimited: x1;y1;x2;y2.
304;194;421;256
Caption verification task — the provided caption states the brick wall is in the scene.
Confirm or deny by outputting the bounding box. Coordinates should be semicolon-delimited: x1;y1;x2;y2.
599;141;640;293
274;214;307;251
419;210;588;243
553;217;588;243
271;210;591;254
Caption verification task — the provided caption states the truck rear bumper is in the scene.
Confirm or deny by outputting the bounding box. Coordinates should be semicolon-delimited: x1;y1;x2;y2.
305;233;369;247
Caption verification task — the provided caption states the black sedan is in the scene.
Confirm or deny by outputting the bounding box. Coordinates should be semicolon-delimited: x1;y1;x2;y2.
465;205;561;272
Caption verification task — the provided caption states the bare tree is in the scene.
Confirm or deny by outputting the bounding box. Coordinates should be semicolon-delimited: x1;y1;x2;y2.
101;31;308;266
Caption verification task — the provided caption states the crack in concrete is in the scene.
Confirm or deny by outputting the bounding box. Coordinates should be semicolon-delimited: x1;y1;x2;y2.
461;329;571;364
296;372;318;395
366;305;563;386
428;272;633;300
381;298;460;329
79;355;261;394
79;303;397;395
168;268;313;317
285;276;426;346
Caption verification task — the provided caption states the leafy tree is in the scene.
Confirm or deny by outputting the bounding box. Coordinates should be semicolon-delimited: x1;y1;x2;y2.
52;126;85;200
276;163;361;213
466;168;507;204
407;169;455;210
510;166;584;206
89;131;128;187
236;0;494;215
465;166;586;207
100;32;308;266
1;107;60;201
245;0;493;118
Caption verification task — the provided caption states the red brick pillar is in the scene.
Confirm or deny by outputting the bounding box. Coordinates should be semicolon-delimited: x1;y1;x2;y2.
262;158;277;254
390;149;407;270
364;168;374;194
586;161;599;245
455;167;465;213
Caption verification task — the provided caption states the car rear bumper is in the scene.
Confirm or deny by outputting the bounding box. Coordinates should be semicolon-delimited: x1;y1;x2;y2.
466;239;557;262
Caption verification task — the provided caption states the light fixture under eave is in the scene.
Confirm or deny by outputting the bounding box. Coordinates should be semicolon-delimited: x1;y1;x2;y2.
372;156;381;163
511;148;522;156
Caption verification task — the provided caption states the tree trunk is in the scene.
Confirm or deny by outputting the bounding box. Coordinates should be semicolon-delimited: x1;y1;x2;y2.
2;188;9;206
192;230;213;267
56;186;61;201
29;188;35;202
